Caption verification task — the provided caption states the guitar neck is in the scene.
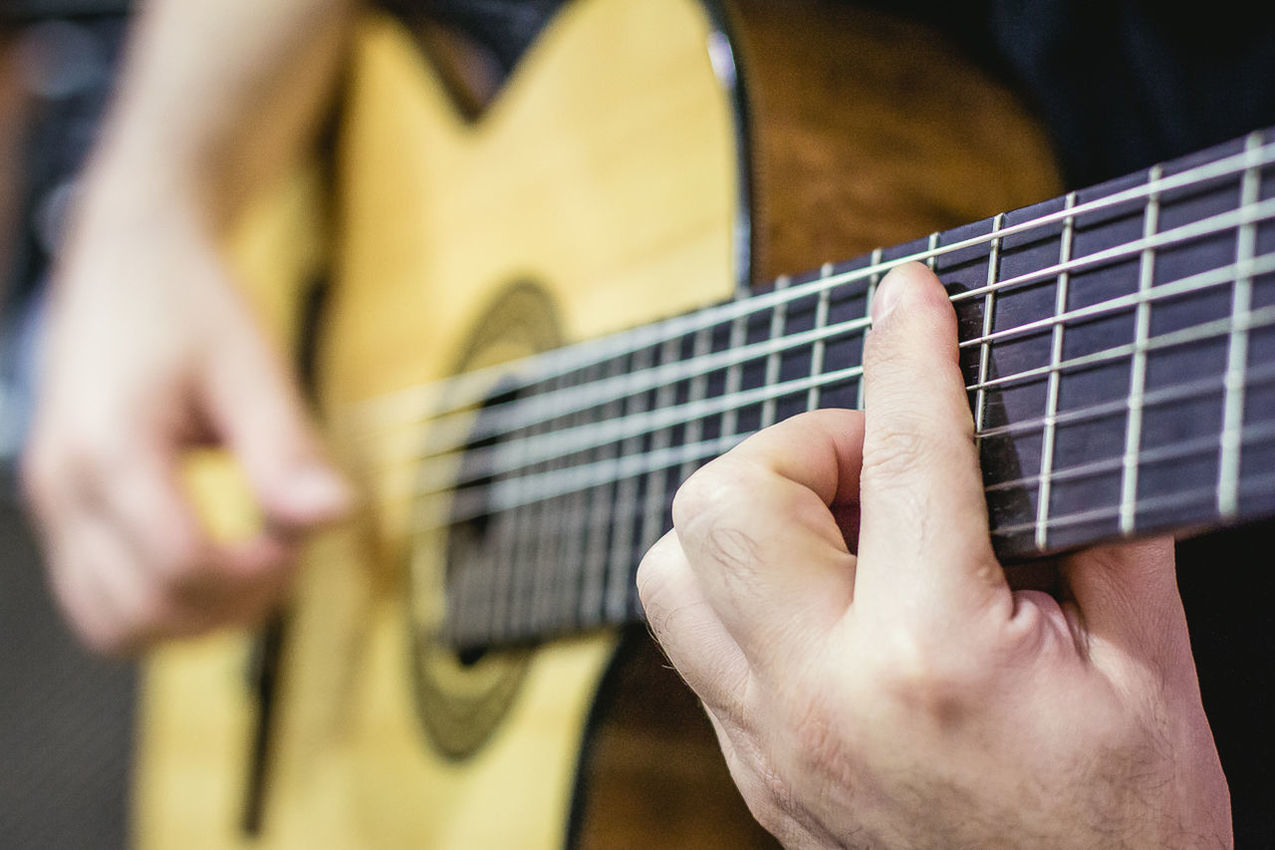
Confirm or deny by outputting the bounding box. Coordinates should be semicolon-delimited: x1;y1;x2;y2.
442;127;1275;651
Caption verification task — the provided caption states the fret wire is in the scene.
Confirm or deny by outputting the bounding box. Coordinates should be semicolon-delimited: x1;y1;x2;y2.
1036;193;1077;551
926;232;939;271
1119;166;1163;535
578;357;625;627
517;391;555;637
992;405;1275;497
761;276;791;428
807;264;834;412
994;458;1275;540
605;346;653;623
401;196;1275;465
418;252;1275;497
720;307;749;438
530;375;569;634
974;217;1005;433
640;337;682;558
971;254;1275;396
677;325;713;485
556;366;599;632
855;251;883;411
979;338;1275;448
423;312;1275;532
1219;131;1265;517
436;386;1275;546
358;141;1275;430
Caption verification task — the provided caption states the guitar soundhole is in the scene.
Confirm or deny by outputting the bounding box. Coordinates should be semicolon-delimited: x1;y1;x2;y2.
406;281;561;760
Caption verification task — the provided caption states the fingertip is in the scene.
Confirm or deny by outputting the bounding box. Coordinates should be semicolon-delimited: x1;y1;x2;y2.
262;463;353;530
871;261;948;326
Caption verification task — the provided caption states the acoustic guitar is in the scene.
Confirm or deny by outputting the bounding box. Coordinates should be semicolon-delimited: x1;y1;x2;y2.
133;0;1273;847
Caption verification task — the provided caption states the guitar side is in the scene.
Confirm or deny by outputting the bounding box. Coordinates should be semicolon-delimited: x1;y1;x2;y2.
134;1;1060;847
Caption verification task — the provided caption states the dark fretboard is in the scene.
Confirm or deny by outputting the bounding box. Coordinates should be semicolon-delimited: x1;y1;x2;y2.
439;128;1275;651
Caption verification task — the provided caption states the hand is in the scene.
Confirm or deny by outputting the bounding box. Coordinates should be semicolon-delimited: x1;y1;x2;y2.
23;180;349;654
637;262;1231;848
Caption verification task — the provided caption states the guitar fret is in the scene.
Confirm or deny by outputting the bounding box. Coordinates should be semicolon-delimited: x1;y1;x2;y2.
855;250;883;410
719;310;749;437
640;338;682;558
531;376;570;635
760;276;791;427
1035;193;1077;551
805;264;834;411
556;366;599;632
1218;131;1265;517
974;217;1005;433
578;357;626;627
1118;166;1163;535
678;325;713;484
605;347;653;623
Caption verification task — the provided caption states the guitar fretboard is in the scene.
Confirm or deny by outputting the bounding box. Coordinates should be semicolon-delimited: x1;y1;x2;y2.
437;128;1275;651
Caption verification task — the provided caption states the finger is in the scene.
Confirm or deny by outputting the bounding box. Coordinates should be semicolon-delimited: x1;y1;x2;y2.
1059;537;1189;673
44;535;125;654
669;409;862;670
56;515;221;653
636;530;753;715
104;446;296;588
201;307;350;532
853;262;1009;617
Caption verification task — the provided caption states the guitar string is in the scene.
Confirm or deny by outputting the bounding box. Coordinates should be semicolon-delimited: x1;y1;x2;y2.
351;135;1275;429
413;284;1275;507
991;467;1275;539
443;420;1275;641
447;409;1275;640
368;193;1275;464
391;247;1275;492
985;412;1275;496
412;315;1275;534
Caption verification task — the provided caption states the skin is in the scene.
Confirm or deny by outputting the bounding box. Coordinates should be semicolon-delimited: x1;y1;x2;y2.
637;262;1233;848
22;0;355;654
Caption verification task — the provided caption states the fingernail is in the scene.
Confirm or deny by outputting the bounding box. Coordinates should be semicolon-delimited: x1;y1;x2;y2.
290;465;351;516
871;271;902;325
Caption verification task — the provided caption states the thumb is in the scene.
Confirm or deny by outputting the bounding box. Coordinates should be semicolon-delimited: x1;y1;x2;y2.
1061;537;1190;672
202;319;351;532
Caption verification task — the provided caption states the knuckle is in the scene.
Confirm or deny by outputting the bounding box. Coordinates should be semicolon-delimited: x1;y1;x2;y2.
861;420;940;487
672;456;764;530
868;630;986;727
670;462;728;531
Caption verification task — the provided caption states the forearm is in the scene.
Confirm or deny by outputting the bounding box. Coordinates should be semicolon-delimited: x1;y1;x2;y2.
84;0;355;231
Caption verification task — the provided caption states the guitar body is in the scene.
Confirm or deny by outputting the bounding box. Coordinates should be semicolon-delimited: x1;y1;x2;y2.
135;1;1059;847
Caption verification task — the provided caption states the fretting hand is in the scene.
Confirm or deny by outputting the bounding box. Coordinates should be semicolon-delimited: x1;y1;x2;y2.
638;262;1231;848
